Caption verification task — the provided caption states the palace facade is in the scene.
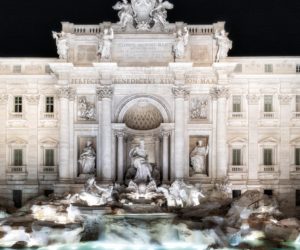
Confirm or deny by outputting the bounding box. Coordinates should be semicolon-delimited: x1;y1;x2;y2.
0;3;300;215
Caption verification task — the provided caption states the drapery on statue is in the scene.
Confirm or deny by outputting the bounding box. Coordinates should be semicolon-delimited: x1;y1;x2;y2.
214;29;232;62
129;140;153;183
113;0;134;29
78;141;96;175
173;27;189;59
190;140;209;174
150;0;174;28
97;28;114;60
52;31;69;60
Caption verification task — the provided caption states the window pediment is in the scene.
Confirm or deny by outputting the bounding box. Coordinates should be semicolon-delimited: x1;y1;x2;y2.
259;137;278;146
291;137;300;146
228;136;247;145
40;137;58;147
7;137;27;145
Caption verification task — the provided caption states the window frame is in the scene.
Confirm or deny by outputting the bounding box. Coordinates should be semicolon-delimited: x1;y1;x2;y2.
232;95;242;113
14;96;23;113
264;95;273;113
45;96;54;113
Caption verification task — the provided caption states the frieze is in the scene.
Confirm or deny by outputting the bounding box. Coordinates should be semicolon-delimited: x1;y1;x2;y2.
71;79;102;85
185;77;217;85
112;77;174;85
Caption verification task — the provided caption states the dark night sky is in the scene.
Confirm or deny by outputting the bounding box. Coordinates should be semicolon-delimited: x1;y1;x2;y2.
0;0;300;57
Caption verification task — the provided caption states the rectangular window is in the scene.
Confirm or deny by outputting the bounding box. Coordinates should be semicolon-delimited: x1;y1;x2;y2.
296;64;300;73
232;190;242;199
295;148;300;166
232;149;242;166
263;149;273;166
45;149;55;166
265;64;273;73
14;96;22;113
264;95;273;112
13;149;23;166
232;96;242;113
45;97;54;113
296;190;300;207
296;95;300;112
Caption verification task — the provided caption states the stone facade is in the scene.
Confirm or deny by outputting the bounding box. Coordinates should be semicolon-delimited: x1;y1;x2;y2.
0;6;300;215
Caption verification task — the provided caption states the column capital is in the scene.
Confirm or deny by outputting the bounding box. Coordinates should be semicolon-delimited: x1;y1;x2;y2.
279;95;293;105
172;86;190;99
56;87;75;100
114;129;126;138
246;94;260;105
26;95;40;105
209;86;229;100
0;94;8;105
97;85;114;100
160;130;171;138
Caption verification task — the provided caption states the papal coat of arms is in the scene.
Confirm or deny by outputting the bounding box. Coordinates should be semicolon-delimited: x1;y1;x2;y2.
113;0;173;30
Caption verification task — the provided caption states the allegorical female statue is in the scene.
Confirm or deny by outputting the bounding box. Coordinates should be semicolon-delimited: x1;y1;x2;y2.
98;28;114;60
214;29;232;62
78;141;96;175
52;31;69;60
173;27;189;59
113;0;133;29
129;140;153;183
190;140;209;174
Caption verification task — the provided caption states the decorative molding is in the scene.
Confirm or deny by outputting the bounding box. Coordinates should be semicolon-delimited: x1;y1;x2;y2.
114;130;126;138
7;137;28;145
246;94;260;105
160;130;171;138
209;86;229;99
279;95;292;105
0;94;8;105
172;86;190;99
26;95;40;105
56;87;75;100
96;86;114;100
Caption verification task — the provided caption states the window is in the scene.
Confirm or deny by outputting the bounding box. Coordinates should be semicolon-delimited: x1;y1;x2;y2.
45;149;55;166
296;96;300;112
232;96;242;113
265;64;273;73
13;149;23;166
264;95;273;112
232;149;242;166
264;190;273;196
296;64;300;73
295;148;300;166
232;190;241;199
13;190;22;208
263;149;273;166
296;190;300;207
45;97;54;113
14;96;22;113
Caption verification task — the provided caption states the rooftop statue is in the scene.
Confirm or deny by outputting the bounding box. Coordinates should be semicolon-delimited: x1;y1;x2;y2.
214;29;232;62
52;31;69;60
113;0;173;30
97;28;114;60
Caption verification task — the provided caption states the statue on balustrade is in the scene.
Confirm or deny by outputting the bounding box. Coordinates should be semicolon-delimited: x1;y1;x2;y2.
125;140;161;185
78;141;96;175
52;31;69;60
97;28;114;60
214;29;232;62
113;0;134;29
173;27;189;59
190;140;209;174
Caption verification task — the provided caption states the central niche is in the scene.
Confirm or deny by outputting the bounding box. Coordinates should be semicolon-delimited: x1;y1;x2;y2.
123;101;163;130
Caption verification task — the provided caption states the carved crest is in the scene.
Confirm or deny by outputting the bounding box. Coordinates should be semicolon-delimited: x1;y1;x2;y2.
131;0;156;23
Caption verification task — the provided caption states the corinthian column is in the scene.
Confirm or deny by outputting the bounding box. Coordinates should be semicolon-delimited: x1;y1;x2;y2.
210;87;229;179
115;130;125;184
97;86;113;182
161;130;170;183
57;87;72;181
172;86;190;180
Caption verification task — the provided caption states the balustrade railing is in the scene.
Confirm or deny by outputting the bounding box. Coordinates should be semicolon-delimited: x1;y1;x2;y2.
230;112;245;119
263;112;276;119
43;113;55;119
230;166;245;172
294;112;300;119
10;113;24;119
8;166;26;173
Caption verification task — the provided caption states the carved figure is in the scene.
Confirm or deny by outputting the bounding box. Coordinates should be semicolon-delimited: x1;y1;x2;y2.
52;31;69;60
113;0;134;29
78;141;96;175
215;29;232;62
190;140;209;174
173;27;189;59
78;97;96;121
129;140;153;183
191;98;208;120
98;28;114;60
151;0;174;28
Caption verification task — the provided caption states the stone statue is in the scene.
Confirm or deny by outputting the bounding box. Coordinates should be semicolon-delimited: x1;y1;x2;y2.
52;31;69;60
113;0;134;29
78;97;96;121
173;27;189;59
97;28;114;60
78;141;96;175
214;29;232;62
129;140;153;183
151;0;174;29
190;140;209;174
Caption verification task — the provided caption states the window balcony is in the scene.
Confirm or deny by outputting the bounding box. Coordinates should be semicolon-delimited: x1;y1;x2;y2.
6;166;27;181
230;112;245;119
38;166;58;181
9;112;24;120
291;165;300;179
293;112;300;119
228;165;248;180
262;112;276;119
43;113;55;119
258;165;279;179
229;165;246;172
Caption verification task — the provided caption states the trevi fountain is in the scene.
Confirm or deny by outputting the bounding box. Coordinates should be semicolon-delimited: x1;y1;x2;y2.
0;0;300;249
